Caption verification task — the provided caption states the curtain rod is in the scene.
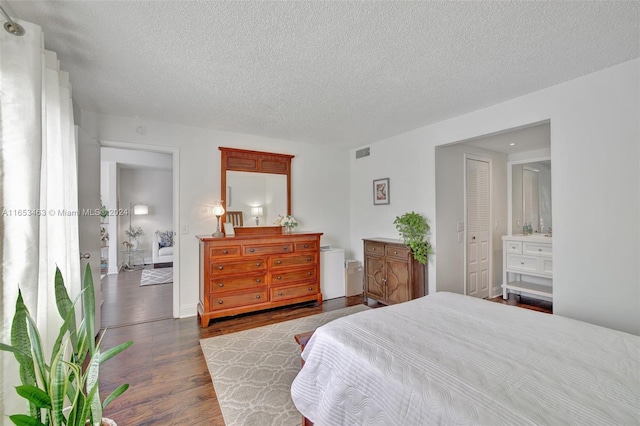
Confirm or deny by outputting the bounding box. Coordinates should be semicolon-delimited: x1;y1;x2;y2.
0;3;25;36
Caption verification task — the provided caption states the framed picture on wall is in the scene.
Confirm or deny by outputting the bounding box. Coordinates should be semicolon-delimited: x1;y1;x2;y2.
373;178;390;205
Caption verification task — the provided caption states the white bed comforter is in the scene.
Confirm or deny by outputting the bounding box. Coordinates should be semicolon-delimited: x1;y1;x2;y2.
291;292;640;425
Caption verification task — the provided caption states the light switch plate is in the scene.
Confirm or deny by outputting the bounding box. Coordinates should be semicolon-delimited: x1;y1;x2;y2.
457;221;464;232
181;224;189;234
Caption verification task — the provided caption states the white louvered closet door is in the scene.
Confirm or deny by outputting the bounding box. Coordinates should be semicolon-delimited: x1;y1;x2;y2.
466;158;490;298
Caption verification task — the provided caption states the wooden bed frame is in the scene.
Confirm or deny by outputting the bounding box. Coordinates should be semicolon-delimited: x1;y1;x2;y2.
294;331;315;426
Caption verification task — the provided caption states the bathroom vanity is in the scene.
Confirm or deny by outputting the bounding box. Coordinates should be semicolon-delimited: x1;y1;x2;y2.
502;235;552;300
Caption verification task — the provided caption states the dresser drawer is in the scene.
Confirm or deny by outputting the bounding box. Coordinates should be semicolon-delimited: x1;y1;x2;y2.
244;243;294;256
507;255;538;273
385;245;409;260
295;240;317;252
542;258;553;275
271;254;317;269
523;242;552;256
210;274;266;294
211;291;267;310
271;267;316;285
364;241;384;256
210;258;267;275
271;283;318;302
505;241;523;254
208;245;241;259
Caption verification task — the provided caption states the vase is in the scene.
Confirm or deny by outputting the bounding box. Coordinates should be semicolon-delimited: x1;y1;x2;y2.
283;226;293;234
131;239;139;250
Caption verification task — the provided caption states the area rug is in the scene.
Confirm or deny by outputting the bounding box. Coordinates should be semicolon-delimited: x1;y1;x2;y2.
200;304;370;426
140;267;173;286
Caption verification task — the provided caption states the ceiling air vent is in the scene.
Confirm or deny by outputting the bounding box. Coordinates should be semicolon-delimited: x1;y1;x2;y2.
355;147;370;159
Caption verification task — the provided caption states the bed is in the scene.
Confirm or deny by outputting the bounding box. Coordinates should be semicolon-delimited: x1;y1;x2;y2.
291;292;639;425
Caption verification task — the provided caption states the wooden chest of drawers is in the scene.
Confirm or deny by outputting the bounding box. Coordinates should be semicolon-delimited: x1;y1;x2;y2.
363;238;427;305
197;232;323;327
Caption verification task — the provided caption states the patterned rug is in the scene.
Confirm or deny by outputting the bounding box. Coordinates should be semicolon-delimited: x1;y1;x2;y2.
200;304;370;426
140;267;173;286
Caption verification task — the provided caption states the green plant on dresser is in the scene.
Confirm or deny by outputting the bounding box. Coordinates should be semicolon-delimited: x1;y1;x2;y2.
0;264;133;426
393;211;433;265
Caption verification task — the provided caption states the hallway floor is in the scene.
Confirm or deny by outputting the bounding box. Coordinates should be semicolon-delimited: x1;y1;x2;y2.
101;266;173;328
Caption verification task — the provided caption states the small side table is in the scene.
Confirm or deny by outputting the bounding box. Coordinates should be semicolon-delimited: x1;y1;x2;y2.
121;249;146;270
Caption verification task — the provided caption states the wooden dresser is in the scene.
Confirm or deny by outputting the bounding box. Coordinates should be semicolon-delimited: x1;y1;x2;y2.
363;238;427;305
197;232;323;327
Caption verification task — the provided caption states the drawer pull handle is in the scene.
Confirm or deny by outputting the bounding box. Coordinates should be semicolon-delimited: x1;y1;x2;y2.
278;291;283;296
218;300;223;304
520;262;525;265
307;257;311;261
393;251;397;254
223;250;228;254
249;248;255;253
218;283;224;287
256;278;261;283
538;248;542;252
307;272;312;276
304;244;309;248
256;262;261;266
276;260;282;264
218;266;223;270
276;276;281;280
256;295;261;299
308;287;313;291
282;246;288;251
512;246;517;249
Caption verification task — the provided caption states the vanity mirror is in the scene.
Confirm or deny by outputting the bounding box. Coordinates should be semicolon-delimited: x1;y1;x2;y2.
509;159;552;234
220;147;293;232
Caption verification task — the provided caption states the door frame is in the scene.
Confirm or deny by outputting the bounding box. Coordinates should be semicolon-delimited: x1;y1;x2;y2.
463;154;493;298
100;140;181;319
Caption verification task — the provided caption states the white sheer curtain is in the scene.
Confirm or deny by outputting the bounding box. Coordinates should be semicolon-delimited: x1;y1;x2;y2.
1;19;81;417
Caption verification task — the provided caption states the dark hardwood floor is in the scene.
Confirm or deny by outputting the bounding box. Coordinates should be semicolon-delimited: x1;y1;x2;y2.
98;274;552;425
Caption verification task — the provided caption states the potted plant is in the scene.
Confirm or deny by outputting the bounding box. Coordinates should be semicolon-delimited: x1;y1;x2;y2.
124;226;144;249
0;263;133;426
279;215;298;233
393;211;433;265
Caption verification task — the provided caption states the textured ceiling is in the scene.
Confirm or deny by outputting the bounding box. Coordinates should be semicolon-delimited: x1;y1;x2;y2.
6;1;640;148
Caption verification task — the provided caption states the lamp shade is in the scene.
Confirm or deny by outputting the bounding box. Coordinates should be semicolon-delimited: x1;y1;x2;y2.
251;206;263;217
132;204;148;215
212;205;225;216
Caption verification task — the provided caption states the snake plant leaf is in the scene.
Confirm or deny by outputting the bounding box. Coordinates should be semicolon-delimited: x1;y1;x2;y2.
7;414;47;426
15;385;51;409
10;291;39;418
54;266;78;352
24;314;49;397
50;341;71;426
81;263;96;355
100;340;133;364
86;350;103;424
102;383;129;410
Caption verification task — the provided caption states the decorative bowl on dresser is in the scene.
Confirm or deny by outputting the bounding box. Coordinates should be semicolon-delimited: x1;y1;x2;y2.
197;231;323;327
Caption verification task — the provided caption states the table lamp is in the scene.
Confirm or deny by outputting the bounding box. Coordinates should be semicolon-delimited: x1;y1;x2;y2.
212;203;225;237
251;206;263;226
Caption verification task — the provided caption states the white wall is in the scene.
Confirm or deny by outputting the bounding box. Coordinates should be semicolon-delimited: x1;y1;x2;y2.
350;59;640;335
119;168;173;263
94;118;351;317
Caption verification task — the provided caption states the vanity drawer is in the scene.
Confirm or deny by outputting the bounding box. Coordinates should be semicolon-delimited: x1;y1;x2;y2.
209;245;241;259
542;258;553;275
295;240;317;252
244;243;294;256
271;283;318;302
523;242;552;256
505;241;523;254
271;267;316;285
364;241;384;256
211;291;267;310
210;258;267;275
210;274;266;294
507;255;538;273
271;254;317;269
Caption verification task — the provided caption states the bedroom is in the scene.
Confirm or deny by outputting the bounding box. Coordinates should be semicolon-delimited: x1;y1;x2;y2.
1;1;638;424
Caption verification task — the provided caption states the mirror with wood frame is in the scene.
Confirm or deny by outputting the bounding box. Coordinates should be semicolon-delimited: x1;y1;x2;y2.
220;147;293;235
